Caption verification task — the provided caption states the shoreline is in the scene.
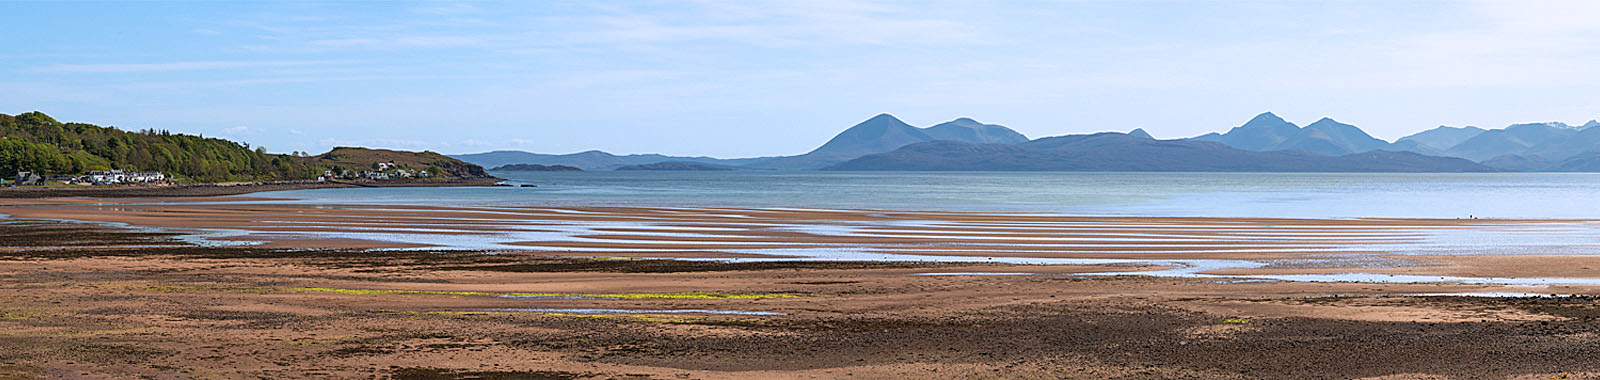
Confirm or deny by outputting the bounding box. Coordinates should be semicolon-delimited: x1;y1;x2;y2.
0;177;502;198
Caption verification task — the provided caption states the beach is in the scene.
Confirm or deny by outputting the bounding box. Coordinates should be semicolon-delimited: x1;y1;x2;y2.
3;194;1600;379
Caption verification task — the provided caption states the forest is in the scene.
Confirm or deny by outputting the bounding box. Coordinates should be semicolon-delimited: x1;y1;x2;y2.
1;111;485;182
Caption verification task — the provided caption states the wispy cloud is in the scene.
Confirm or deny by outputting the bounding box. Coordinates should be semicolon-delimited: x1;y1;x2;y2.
306;35;488;49
1363;0;1600;87
33;60;349;74
409;3;481;16
557;0;984;48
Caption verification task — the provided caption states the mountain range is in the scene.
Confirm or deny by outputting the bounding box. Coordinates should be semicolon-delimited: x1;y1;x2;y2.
454;114;1032;171
453;112;1600;172
829;132;1488;172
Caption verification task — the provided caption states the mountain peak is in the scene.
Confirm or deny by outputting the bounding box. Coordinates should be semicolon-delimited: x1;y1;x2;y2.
1127;128;1153;139
1584;120;1600;130
866;113;903;123
1248;112;1287;124
800;113;933;159
1306;117;1354;129
1277;117;1388;156
924;117;1029;144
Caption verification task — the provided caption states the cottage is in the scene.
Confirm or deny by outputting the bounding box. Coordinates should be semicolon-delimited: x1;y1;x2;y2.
15;171;46;186
86;170;124;185
126;172;165;183
78;170;165;185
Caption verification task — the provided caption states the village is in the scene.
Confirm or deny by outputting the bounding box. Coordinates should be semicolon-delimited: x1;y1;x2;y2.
5;170;167;187
7;162;430;187
335;161;431;181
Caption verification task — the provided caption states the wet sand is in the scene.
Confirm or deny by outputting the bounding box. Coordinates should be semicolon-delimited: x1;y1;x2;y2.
5;199;1600;378
0;197;1590;279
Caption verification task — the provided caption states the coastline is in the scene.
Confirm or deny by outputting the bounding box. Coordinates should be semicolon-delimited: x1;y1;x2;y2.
0;177;502;198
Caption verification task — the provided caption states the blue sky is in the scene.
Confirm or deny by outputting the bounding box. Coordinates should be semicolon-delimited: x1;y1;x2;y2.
4;1;1599;157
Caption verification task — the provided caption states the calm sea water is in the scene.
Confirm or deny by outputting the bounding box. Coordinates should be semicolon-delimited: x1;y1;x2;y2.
249;171;1600;219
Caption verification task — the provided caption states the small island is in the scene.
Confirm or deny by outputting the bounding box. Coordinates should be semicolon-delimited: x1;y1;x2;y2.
614;161;734;171
490;164;583;172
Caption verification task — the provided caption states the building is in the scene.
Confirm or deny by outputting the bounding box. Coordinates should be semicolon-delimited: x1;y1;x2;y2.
80;170;166;185
15;171;46;186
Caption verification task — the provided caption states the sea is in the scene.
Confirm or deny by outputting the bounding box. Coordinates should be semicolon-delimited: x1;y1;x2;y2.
250;171;1600;219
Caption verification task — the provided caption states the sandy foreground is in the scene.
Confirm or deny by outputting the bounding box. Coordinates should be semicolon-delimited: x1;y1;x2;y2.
3;197;1600;379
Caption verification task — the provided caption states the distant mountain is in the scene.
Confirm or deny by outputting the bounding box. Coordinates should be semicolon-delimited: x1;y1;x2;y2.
1443;123;1579;162
1513;126;1600;164
827;132;1492;172
1489;149;1600;172
1191;112;1302;151
923;117;1030;144
458;114;1028;171
1551;152;1600;172
1395;126;1486;152
615;161;734;171
452;150;763;171
491;164;582;172
796;113;935;158
1480;154;1552;172
1189;113;1392;156
1388;140;1445;156
458;111;1600;173
1127;128;1153;139
1275;117;1390;156
745;114;934;170
745;114;1028;170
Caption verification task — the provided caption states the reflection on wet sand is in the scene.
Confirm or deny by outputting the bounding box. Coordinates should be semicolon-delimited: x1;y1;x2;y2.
7;197;1600;285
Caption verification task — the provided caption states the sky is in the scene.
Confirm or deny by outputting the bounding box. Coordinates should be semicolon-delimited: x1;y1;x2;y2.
4;1;1600;157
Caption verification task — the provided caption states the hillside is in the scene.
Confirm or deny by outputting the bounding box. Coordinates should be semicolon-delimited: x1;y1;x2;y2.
827;132;1493;172
0;111;490;182
1394;126;1486;152
310;147;489;179
1442;123;1579;162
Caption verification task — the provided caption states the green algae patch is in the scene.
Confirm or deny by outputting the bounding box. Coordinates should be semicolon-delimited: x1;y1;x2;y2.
0;310;44;321
1222;318;1251;324
294;287;809;300
138;284;813;300
141;285;280;294
372;309;701;324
